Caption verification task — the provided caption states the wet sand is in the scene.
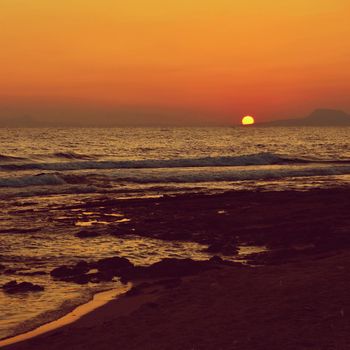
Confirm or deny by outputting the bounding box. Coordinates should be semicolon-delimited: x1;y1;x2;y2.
2;188;350;349
3;252;350;350
0;286;131;347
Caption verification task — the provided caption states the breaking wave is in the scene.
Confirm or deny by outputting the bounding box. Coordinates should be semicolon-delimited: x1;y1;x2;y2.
2;163;350;188
0;174;66;187
0;154;26;162
105;165;350;183
51;152;95;160
1;152;348;172
0;152;95;164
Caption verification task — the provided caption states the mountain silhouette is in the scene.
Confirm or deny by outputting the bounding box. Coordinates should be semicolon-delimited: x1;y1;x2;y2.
259;109;350;126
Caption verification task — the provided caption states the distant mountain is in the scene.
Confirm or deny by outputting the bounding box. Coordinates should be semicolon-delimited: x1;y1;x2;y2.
259;109;350;126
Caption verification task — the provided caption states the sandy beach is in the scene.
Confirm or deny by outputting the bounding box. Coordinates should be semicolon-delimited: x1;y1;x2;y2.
3;251;350;350
2;189;350;349
2;0;350;346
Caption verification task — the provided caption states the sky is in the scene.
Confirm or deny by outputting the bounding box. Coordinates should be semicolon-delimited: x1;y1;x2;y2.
1;0;350;126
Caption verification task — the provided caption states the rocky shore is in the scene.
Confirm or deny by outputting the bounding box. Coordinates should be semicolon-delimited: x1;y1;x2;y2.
3;251;350;350
68;188;350;263
2;188;350;349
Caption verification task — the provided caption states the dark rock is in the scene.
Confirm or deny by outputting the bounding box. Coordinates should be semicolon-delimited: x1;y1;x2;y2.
75;230;101;238
66;270;116;284
88;271;115;283
119;258;217;282
50;266;73;278
109;225;135;236
50;261;90;279
221;245;239;256
68;274;90;285
209;255;225;264
17;271;47;276
51;273;92;284
50;258;125;284
165;230;190;241
0;228;40;234
0;264;5;270
146;258;212;277
94;256;134;272
246;249;302;265
2;280;44;294
205;239;238;256
89;276;101;284
209;255;242;267
205;242;223;253
75;261;90;273
118;222;134;230
49;257;221;285
3;281;17;289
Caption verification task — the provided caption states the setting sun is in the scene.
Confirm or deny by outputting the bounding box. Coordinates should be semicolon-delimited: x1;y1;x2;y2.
1;2;350;349
241;116;255;126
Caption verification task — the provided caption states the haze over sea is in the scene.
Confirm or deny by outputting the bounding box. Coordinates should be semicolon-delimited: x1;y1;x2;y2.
1;126;350;340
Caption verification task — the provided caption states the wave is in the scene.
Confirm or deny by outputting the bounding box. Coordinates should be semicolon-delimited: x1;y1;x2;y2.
1;152;348;172
51;152;95;160
106;165;350;183
2;163;350;188
0;152;95;164
0;154;26;162
0;174;67;187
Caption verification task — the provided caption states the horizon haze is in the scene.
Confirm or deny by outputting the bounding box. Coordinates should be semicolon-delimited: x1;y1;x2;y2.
1;1;350;126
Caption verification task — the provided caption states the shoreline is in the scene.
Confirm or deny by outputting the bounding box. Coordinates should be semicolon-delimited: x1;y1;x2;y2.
2;188;350;349
0;284;131;348
3;252;350;349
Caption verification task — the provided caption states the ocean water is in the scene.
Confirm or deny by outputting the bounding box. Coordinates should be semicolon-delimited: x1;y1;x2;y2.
1;126;350;339
1;127;350;197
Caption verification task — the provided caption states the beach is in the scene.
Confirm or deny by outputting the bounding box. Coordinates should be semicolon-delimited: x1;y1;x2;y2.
2;188;350;349
3;251;350;349
2;0;350;347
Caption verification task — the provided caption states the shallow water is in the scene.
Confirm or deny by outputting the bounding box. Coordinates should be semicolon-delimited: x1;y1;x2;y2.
0;193;223;339
0;287;132;347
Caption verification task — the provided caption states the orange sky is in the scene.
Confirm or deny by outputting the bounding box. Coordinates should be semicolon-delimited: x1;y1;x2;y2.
1;0;350;125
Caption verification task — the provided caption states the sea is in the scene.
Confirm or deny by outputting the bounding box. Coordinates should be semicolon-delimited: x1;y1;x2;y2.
1;126;350;340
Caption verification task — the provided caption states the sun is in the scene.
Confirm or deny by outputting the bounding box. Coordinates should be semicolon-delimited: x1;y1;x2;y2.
241;115;255;126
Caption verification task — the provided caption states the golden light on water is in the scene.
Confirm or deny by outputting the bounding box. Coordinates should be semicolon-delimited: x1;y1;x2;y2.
241;116;255;126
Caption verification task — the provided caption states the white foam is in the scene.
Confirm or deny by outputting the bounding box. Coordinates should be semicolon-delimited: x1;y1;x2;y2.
0;152;295;172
